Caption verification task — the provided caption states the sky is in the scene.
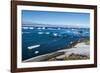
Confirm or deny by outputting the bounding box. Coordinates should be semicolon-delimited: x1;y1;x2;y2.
22;10;90;28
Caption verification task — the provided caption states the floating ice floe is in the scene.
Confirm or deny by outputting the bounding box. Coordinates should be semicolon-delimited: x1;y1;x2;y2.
34;51;39;54
37;27;41;29
42;27;45;29
66;30;71;33
28;45;40;50
45;32;50;34
29;27;34;29
38;32;43;34
53;33;58;36
23;27;28;29
73;31;79;34
70;41;73;44
71;29;76;31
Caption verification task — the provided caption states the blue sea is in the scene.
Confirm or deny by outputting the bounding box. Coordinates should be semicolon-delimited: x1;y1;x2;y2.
22;27;90;61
